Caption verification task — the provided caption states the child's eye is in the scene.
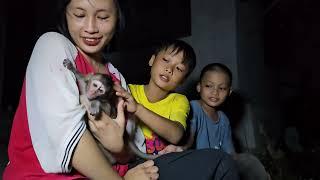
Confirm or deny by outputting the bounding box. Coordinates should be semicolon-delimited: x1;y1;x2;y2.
162;58;169;62
176;67;183;72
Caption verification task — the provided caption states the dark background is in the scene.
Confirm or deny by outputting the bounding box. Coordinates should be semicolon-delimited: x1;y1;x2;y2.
1;0;320;179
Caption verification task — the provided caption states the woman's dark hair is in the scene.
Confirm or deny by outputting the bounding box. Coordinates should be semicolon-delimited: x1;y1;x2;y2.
56;0;125;57
199;63;233;87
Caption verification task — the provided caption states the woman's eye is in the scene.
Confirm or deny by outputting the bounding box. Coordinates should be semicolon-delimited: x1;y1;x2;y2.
74;14;85;18
98;16;109;20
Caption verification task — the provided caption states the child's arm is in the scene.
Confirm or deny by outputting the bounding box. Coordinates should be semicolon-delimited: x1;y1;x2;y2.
135;104;185;144
114;84;184;144
221;120;236;155
158;131;195;155
158;119;197;155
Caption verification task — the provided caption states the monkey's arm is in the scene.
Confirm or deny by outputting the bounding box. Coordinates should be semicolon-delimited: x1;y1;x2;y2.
63;58;87;94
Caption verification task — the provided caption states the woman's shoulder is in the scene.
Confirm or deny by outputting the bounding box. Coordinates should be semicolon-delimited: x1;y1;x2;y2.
36;32;76;51
38;32;68;43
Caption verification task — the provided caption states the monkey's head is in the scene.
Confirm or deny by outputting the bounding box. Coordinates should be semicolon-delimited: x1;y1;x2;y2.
86;74;114;100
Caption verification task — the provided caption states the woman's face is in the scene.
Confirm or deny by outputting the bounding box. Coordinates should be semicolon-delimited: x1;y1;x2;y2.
66;0;117;56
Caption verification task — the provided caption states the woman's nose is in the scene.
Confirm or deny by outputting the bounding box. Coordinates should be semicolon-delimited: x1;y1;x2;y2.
84;17;98;33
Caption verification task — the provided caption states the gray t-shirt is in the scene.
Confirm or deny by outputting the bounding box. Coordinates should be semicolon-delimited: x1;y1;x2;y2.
190;100;235;154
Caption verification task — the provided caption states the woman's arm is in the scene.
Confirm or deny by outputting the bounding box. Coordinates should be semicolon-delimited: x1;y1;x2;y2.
72;130;123;180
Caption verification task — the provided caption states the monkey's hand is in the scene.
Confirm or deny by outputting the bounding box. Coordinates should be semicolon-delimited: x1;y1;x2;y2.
113;83;138;114
158;144;184;156
63;58;73;70
88;99;126;153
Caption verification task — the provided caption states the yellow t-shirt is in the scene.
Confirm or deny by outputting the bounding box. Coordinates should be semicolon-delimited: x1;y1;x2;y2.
128;84;190;154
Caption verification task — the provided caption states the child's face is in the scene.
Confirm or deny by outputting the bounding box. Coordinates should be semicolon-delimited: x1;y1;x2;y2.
149;47;189;92
66;0;117;56
197;70;231;108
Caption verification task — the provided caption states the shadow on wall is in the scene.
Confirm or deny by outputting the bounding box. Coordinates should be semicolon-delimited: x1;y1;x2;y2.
221;91;248;152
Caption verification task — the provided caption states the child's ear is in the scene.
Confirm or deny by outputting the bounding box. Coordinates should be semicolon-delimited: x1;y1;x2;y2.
148;55;156;67
228;88;233;96
196;83;201;93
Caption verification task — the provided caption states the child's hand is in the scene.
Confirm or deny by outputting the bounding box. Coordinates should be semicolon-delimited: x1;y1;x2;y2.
158;144;184;155
113;83;138;114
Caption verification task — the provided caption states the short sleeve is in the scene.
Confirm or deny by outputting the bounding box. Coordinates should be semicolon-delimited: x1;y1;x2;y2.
26;32;86;173
169;94;190;129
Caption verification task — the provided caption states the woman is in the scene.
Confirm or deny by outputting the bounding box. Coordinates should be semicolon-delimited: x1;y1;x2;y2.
3;0;158;179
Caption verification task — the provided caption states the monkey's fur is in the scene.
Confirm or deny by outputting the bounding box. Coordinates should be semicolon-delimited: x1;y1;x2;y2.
63;59;158;164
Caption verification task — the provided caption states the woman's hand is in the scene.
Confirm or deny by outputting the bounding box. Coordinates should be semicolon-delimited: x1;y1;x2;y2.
113;84;138;114
124;160;159;180
87;99;126;153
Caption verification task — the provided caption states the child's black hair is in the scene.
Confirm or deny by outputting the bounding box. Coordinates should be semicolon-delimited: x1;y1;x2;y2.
153;39;196;78
199;63;232;87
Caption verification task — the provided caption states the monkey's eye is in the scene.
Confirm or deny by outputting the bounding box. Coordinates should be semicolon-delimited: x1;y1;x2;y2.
93;83;97;87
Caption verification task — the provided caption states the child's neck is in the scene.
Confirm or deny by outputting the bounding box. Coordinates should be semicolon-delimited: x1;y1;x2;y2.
144;83;169;103
198;100;219;122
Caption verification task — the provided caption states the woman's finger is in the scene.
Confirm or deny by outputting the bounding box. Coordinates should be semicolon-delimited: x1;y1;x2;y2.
140;160;155;168
88;120;98;133
115;99;125;130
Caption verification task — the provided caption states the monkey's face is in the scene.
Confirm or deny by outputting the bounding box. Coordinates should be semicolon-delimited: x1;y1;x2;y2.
87;80;106;100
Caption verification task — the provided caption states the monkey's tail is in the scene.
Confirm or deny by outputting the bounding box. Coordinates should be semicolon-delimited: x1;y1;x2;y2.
128;141;159;160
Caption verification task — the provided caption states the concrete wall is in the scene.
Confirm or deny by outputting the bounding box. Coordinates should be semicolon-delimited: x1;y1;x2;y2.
180;0;279;152
179;0;238;97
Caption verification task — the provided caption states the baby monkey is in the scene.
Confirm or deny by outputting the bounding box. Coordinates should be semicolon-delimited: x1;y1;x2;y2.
63;58;116;119
63;59;158;164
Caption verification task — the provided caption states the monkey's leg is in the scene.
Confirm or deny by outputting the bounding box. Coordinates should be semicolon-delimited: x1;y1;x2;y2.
89;100;101;119
100;102;114;118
